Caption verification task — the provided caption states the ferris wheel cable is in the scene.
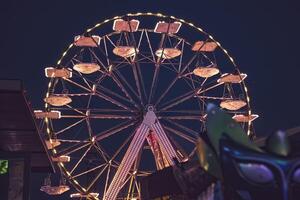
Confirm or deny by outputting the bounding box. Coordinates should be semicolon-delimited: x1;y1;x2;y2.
197;95;235;100
96;84;136;106
54;118;86;135
158;109;204;114
112;70;141;102
103;37;111;66
110;129;136;162
87;48;109;73
137;29;145;49
93;119;138;142
88;114;134;119
92;142;109;163
159;115;205;121
126;57;144;105
154;53;200;107
69;144;94;175
72;163;107;179
144;29;156;62
103;163;111;196
60;114;86;118
93;88;133;111
159;89;195;111
148;22;172;104
178;40;185;72
188;146;198;159
162;59;180;73
197;81;224;94
85;118;93;138
164;118;200;137
163;125;196;144
86;164;109;191
56;142;91;157
108;74;140;109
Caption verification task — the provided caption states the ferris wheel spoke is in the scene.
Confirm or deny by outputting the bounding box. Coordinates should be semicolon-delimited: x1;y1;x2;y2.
60;114;86;118
112;70;140;101
197;95;234;100
94;119;138;142
88;48;109;73
158;109;204;114
164;118;199;137
197;81;225;94
109;73;140;109
72;163;107;179
97;84;135;106
159;115;205;121
154;76;179;107
88;114;134;119
160;90;195;111
125;22;148;100
148;28;171;104
144;29;156;62
110;125;138;162
86;164;109;192
69;144;94;175
163;125;196;144
93;90;132;111
92;142;110;163
103;37;111;66
129;61;144;105
54;118;86;135
179;53;198;74
188;146;197;159
56;141;91;157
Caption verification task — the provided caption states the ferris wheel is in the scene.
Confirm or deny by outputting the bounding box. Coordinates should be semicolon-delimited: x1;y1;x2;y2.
35;13;258;200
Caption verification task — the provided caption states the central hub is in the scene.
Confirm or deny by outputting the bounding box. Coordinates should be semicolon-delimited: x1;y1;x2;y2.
143;105;157;127
147;105;155;112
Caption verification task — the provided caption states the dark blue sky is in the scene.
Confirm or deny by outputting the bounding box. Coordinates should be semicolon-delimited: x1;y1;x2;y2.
1;0;300;199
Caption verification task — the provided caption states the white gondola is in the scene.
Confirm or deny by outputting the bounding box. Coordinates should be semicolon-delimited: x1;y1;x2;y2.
40;185;70;195
232;114;259;123
73;63;100;74
74;35;101;47
113;19;140;32
44;95;72;107
155;48;181;59
218;73;247;84
34;110;61;119
193;64;219;78
192;41;218;52
70;193;99;198
45;67;72;78
220;99;247;110
52;155;70;163
113;46;138;58
154;21;182;34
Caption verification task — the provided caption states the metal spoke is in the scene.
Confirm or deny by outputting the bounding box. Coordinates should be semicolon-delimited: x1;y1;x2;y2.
73;163;107;179
87;164;109;191
164;118;199;137
70;144;93;174
94;119;137;141
55;118;86;135
63;78;133;111
56;142;91;157
163;125;196;144
159;115;205;121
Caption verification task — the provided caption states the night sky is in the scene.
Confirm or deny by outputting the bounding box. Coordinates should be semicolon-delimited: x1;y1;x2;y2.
1;0;300;199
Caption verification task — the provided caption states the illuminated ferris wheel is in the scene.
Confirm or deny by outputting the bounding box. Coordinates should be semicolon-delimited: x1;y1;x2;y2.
35;13;258;200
